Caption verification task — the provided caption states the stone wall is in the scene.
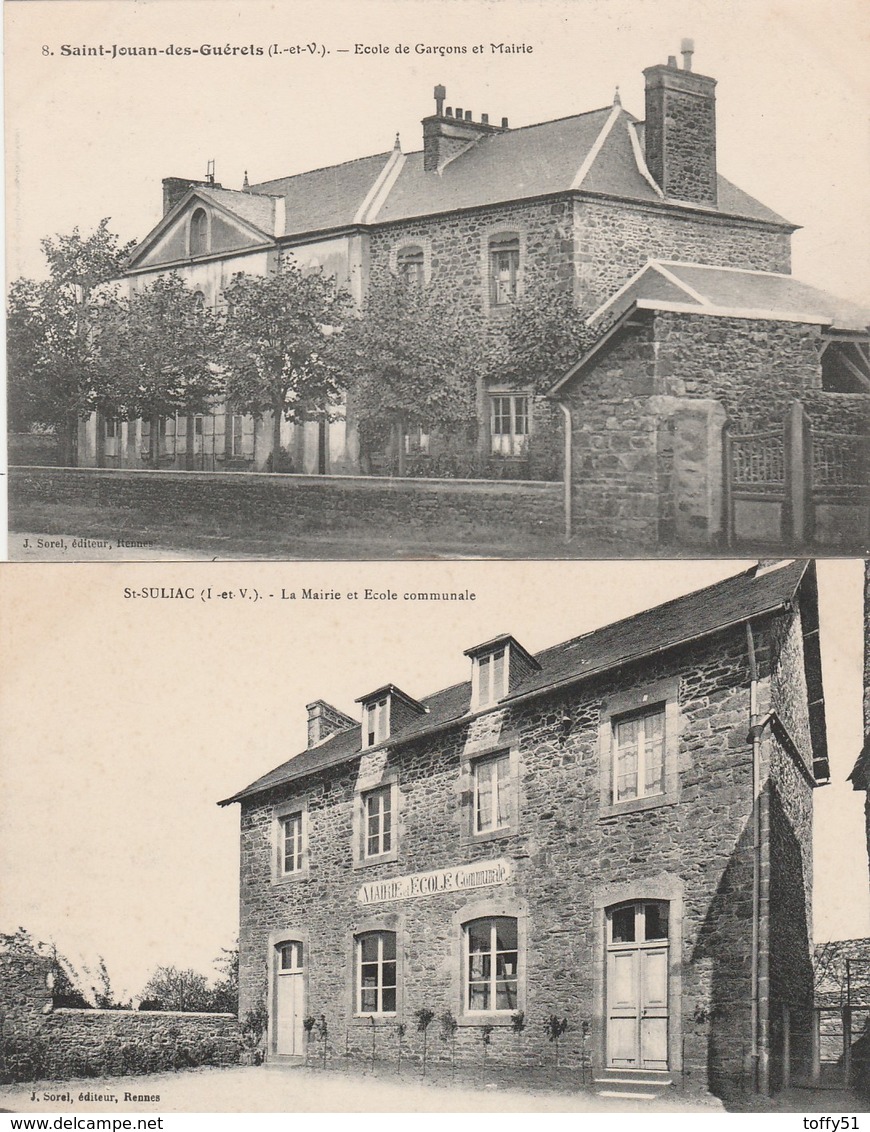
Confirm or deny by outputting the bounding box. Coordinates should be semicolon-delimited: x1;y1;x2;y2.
655;313;822;428
237;614;814;1095
9;467;562;547
573;199;792;310
39;1009;240;1079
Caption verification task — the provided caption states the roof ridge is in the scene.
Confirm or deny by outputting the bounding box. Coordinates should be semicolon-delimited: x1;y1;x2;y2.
250;150;393;190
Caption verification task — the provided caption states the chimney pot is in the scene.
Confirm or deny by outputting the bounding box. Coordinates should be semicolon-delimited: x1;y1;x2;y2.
465;110;472;121
456;107;463;119
680;37;695;70
446;106;453;117
501;117;509;128
668;54;678;68
481;113;489;124
434;83;446;115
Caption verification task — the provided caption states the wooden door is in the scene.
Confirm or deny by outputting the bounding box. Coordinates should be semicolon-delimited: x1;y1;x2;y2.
274;941;304;1056
606;902;669;1070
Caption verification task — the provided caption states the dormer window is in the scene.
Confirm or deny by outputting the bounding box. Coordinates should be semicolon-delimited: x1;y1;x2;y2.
356;685;427;750
365;698;389;748
464;635;541;712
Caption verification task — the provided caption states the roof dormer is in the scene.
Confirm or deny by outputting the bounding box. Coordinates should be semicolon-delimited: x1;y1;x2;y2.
355;684;427;750
464;634;541;711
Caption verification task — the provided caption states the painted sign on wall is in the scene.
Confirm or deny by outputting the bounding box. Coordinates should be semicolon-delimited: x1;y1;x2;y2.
358;858;515;906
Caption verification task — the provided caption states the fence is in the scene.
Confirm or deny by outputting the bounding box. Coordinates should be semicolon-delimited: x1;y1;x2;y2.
723;401;869;548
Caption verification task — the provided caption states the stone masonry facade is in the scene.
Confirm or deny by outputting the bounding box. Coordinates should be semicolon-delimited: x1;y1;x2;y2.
235;598;816;1097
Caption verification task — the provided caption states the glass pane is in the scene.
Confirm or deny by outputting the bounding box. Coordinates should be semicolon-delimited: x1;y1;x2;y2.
361;969;378;989
360;935;378;963
611;905;636;943
492;650;505;697
514;398;529;436
361;988;377;1012
645;735;665;795
476;762;494;830
382;987;396;1013
644;903;669;941
382;932;396;961
469;952;491;980
382;961;397;987
494;917;517;951
468;983;489;1011
496;952;517;978
468;920;490;952
496;979;517;1010
616;717;639;747
616;746;638;801
367;832;380;856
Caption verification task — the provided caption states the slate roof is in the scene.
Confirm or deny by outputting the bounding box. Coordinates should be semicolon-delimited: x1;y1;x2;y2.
250;152;393;237
219;559;815;806
598;261;870;330
244;106;790;234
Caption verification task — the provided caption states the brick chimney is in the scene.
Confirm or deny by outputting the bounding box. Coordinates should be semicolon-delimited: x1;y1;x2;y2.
643;41;717;206
422;84;508;173
306;700;356;748
162;176;221;215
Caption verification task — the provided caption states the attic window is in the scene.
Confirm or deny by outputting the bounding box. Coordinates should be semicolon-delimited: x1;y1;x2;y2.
476;649;507;709
190;208;208;256
364;699;389;748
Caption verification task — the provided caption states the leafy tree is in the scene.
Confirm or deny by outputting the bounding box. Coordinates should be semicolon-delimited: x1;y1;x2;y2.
338;274;484;475
209;941;239;1014
489;275;593;394
138;966;212;1012
6;219;135;463
97;273;222;467
220;263;352;471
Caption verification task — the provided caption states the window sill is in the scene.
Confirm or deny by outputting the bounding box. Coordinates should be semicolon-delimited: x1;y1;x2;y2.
469;825;517;845
272;868;310;885
457;1013;518;1028
353;848;399;870
599;790;680;819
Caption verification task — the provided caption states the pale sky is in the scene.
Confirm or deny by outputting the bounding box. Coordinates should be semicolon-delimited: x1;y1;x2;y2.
4;0;870;306
0;559;865;1001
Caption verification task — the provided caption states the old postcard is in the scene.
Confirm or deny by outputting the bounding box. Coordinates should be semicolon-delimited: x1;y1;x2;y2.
3;0;868;561
0;557;868;1117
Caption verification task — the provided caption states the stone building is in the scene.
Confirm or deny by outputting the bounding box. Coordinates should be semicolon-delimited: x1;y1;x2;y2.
219;559;830;1097
77;46;869;531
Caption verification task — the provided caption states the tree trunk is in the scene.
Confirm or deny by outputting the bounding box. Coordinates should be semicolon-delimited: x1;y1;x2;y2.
60;415;78;467
397;414;407;478
272;402;283;473
186;414;195;471
95;410;106;469
150;413;160;466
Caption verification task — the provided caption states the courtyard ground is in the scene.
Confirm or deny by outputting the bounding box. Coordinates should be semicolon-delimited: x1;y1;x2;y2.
1;1063;867;1114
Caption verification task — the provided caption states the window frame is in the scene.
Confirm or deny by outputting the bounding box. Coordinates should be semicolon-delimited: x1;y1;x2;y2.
473;751;513;836
488;233;521;308
471;646;508;710
354;929;398;1017
598;678;681;818
271;797;310;884
612;705;667;805
362;697;390;750
452;899;527;1027
488;393;530;458
353;771;400;869
460;738;521;845
189;207;210;257
396;245;426;287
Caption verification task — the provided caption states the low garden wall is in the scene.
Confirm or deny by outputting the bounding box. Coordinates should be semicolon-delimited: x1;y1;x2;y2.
9;466;564;544
2;1008;241;1082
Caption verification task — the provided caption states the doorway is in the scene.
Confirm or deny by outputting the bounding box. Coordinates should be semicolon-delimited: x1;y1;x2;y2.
606;901;669;1070
274;940;305;1056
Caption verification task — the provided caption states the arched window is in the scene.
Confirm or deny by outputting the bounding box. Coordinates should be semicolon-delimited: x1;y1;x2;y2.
464;916;518;1013
488;232;520;306
396;245;425;286
192;289;206;310
355;931;397;1015
190;208;208;256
